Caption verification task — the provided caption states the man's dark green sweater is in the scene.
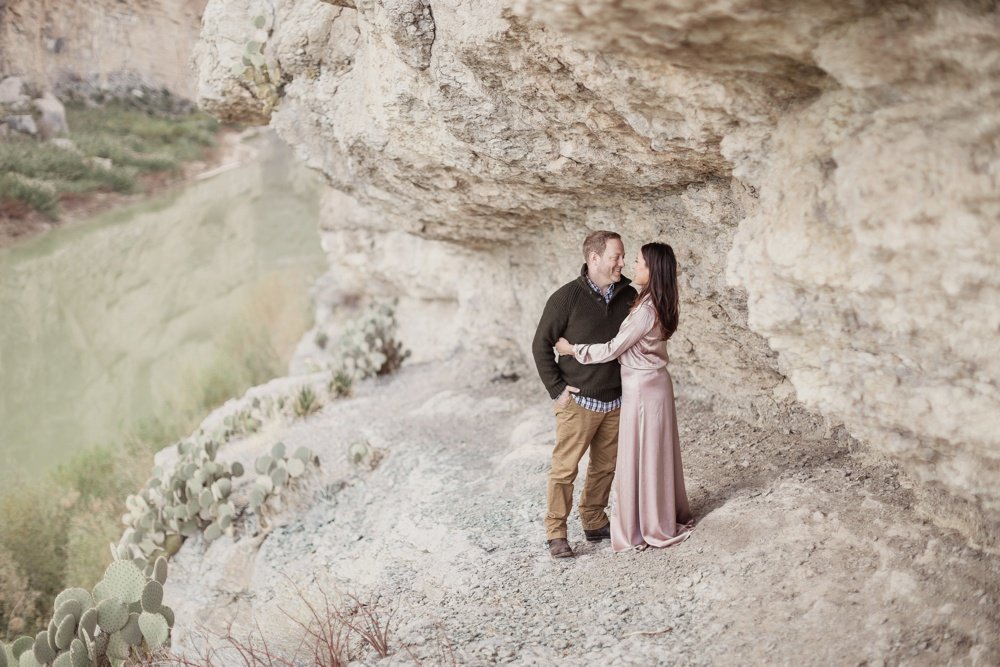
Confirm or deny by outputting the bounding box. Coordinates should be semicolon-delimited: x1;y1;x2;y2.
532;265;635;401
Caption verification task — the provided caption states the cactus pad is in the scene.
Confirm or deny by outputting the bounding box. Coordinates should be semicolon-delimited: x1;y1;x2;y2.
256;474;274;494
92;581;110;603
69;640;88;667
138;612;169;650
153;556;168;585
55;598;84;627
271;466;289;487
160;605;175;628
78;608;98;642
0;645;7;667
17;650;42;667
141;580;164;612
165;534;184;555
270;442;286;459
55;613;77;649
54;588;94;613
287;457;306;477
204;522;222;542
101;560;146;603
231;461;245;477
120;614;142;646
179;520;199;538
10;638;32;660
92;634;108;659
249;487;266;508
105;632;129;661
96;599;128;633
294;446;312;462
31;633;54;665
255;455;273;474
52;653;72;667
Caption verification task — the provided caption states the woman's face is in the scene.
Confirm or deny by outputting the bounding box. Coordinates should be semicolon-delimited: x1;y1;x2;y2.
633;251;650;287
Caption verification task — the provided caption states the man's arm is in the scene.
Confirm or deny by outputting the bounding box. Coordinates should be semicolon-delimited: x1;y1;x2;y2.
532;291;570;399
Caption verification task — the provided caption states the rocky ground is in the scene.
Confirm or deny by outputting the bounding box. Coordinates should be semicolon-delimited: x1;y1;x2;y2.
164;354;999;666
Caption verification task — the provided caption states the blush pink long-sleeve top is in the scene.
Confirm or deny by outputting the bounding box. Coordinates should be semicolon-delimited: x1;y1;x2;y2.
574;297;669;370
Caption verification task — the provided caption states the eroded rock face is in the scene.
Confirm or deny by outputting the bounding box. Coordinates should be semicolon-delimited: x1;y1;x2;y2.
194;0;1000;546
0;0;208;99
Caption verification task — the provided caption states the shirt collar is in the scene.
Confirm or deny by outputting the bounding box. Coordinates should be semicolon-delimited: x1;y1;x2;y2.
584;272;615;303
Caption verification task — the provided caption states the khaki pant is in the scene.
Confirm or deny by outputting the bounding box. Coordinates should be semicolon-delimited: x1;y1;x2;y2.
545;399;620;540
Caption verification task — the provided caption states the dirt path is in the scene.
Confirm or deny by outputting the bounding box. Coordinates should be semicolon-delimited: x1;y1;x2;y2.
165;355;999;665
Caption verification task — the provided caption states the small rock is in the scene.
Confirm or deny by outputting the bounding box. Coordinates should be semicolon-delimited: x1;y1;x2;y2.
34;93;69;138
5;114;37;136
49;137;80;153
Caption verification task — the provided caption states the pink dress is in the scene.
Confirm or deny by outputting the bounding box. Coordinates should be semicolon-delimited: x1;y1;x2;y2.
575;297;693;552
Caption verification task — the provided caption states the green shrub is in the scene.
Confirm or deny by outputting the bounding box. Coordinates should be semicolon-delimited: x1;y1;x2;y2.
0;172;58;217
0;140;136;194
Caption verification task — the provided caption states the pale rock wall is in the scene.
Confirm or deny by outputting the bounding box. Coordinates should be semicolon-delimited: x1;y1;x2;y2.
194;0;1000;546
0;0;208;99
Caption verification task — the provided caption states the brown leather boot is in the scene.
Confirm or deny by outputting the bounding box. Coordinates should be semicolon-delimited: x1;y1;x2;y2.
547;538;574;558
584;523;611;542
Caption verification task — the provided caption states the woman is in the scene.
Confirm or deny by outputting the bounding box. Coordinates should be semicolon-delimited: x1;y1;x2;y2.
555;242;693;552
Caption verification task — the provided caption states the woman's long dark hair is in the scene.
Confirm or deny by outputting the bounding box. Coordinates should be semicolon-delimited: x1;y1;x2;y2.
632;242;679;340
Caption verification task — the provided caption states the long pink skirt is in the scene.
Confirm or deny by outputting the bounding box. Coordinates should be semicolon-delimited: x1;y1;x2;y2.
611;364;693;553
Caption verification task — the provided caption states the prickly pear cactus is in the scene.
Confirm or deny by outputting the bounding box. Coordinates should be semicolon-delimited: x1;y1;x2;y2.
335;299;411;380
248;442;319;513
17;555;177;667
120;438;245;560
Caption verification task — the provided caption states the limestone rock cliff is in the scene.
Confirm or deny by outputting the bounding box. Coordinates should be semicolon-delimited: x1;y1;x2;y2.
0;0;208;99
194;0;1000;547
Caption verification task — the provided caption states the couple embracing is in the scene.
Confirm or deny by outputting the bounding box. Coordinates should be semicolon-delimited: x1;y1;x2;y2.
532;231;693;558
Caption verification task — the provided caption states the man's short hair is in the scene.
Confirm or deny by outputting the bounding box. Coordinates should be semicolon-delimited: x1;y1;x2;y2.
582;231;622;262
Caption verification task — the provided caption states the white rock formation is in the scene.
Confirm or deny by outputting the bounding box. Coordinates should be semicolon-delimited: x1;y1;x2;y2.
194;0;1000;547
0;0;208;99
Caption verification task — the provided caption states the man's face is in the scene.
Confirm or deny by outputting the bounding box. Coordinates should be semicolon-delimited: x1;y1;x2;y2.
590;238;625;286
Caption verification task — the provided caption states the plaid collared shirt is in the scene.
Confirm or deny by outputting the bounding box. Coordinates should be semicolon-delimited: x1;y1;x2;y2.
572;274;623;413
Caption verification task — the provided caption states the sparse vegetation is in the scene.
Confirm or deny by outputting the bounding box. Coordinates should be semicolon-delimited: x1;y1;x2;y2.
0;102;219;219
0;320;284;642
328;369;353;399
0;299;406;645
150;579;397;667
294;385;321;418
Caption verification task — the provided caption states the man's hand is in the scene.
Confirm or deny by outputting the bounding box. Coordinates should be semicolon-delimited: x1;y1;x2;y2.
556;385;580;408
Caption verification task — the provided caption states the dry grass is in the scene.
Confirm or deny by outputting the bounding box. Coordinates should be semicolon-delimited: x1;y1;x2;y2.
141;577;399;667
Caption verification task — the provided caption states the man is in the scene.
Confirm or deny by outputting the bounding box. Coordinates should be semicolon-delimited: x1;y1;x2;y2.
532;231;634;558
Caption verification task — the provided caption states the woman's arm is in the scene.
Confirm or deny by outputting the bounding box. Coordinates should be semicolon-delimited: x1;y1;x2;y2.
575;305;655;365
